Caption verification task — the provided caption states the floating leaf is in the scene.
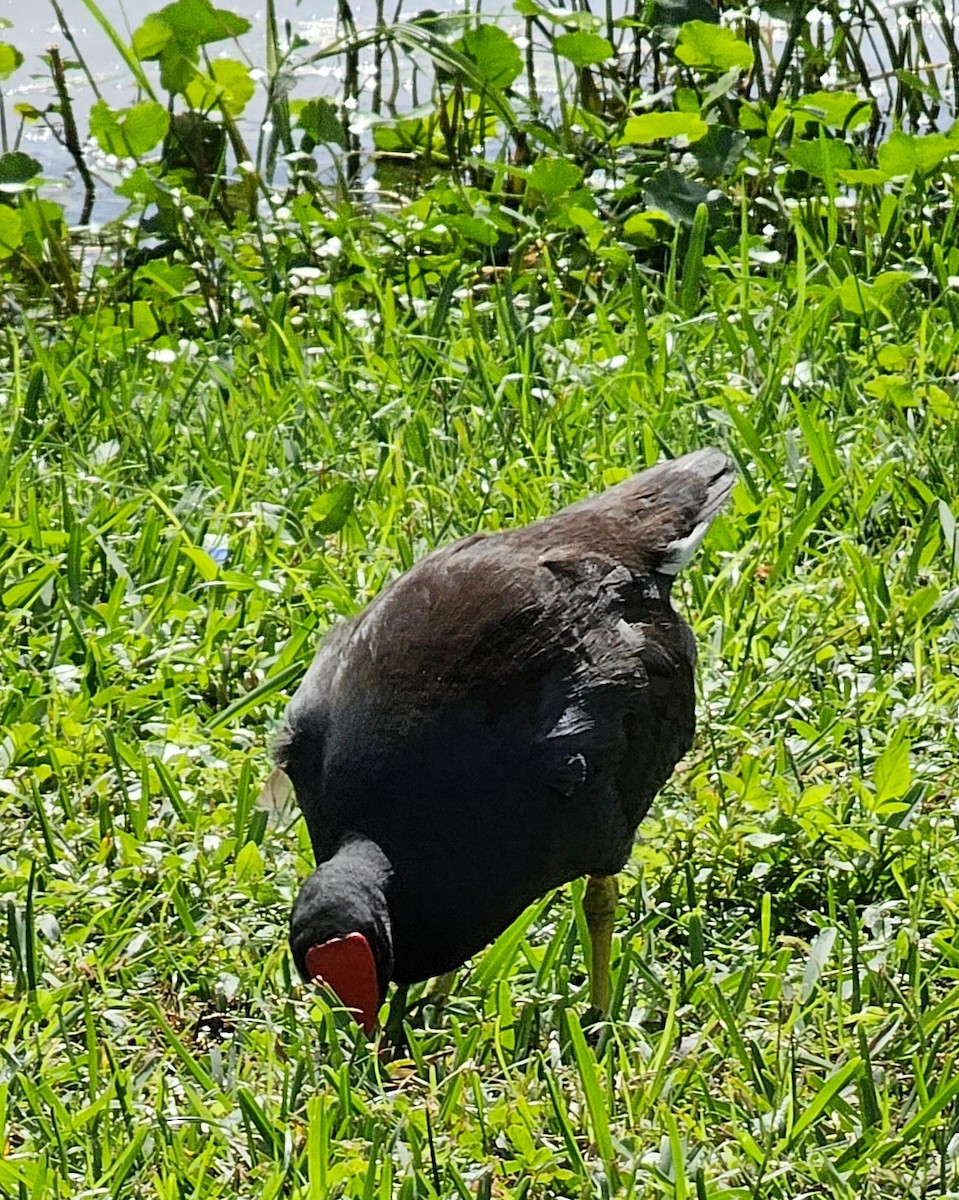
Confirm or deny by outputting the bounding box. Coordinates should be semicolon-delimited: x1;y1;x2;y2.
528;156;583;198
554;31;614;66
460;25;522;89
309;481;356;535
621;111;708;144
90;100;170;157
675;21;753;72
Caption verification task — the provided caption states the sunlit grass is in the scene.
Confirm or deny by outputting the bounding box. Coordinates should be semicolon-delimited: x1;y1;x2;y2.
3;189;959;1198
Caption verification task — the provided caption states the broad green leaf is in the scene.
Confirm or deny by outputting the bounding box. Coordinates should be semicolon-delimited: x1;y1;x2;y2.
567;204;604;249
234;840;263;882
132;15;173;59
90;99;170;157
0;205;23;257
675;21;753;72
446;213;501;246
181;544;220;580
878;131;958;178
309;481;356;534
133;0;251;94
836;167;889;185
528;156;583;198
837;270;909;314
785;137;854;178
794;90;873;133
131;301;160;339
554;31;614;66
461;25;522;89
874;733;911;804
644;168;728;225
184;59;254;116
297;98;347;147
144;0;250;46
0;152;41;184
0;42;23;79
689;125;747;176
621;111;708;144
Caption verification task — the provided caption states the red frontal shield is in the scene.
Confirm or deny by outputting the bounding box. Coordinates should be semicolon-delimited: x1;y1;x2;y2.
305;933;379;1034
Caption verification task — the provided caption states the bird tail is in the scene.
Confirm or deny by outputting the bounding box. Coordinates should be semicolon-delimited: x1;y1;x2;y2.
537;447;735;580
650;448;735;575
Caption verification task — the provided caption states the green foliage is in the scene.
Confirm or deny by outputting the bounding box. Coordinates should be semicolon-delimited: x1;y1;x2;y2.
132;0;252;94
89;99;170;157
0;40;23;79
0;203;21;255
5;4;959;1192
184;59;255;117
620;110;709;144
459;24;524;89
0;151;40;183
674;20;754;72
296;98;347;149
553;31;614;67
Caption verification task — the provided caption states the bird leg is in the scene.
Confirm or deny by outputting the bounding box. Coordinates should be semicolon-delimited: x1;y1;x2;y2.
583;874;618;1015
426;971;457;1000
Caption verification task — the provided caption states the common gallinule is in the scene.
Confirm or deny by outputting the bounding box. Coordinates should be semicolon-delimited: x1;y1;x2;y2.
278;448;734;1033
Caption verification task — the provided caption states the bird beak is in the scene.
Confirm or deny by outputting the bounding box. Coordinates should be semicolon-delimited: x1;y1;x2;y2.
304;932;380;1035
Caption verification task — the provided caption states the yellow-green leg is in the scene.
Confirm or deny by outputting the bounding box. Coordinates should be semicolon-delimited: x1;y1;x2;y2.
426;970;457;1000
583;874;618;1015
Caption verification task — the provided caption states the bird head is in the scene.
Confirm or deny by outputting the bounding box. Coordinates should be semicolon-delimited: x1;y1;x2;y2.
289;838;394;1035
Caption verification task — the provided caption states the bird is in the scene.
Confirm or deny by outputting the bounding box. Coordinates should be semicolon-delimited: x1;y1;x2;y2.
276;448;734;1034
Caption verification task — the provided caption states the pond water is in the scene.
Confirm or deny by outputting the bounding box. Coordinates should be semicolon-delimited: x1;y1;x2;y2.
7;0;402;221
4;0;959;224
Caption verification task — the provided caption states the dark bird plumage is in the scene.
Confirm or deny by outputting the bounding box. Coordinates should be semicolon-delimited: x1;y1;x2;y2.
278;448;735;1030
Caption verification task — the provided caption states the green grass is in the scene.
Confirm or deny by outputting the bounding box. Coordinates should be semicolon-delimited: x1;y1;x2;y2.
3;190;959;1199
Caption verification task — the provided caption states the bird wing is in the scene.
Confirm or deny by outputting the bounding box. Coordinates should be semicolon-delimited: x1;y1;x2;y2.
279;449;732;876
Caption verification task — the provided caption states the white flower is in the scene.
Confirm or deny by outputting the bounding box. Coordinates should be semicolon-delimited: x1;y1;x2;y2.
783;360;813;386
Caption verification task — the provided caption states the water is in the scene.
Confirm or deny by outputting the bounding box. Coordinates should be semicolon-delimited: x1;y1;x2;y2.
4;0;343;220
3;0;959;224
